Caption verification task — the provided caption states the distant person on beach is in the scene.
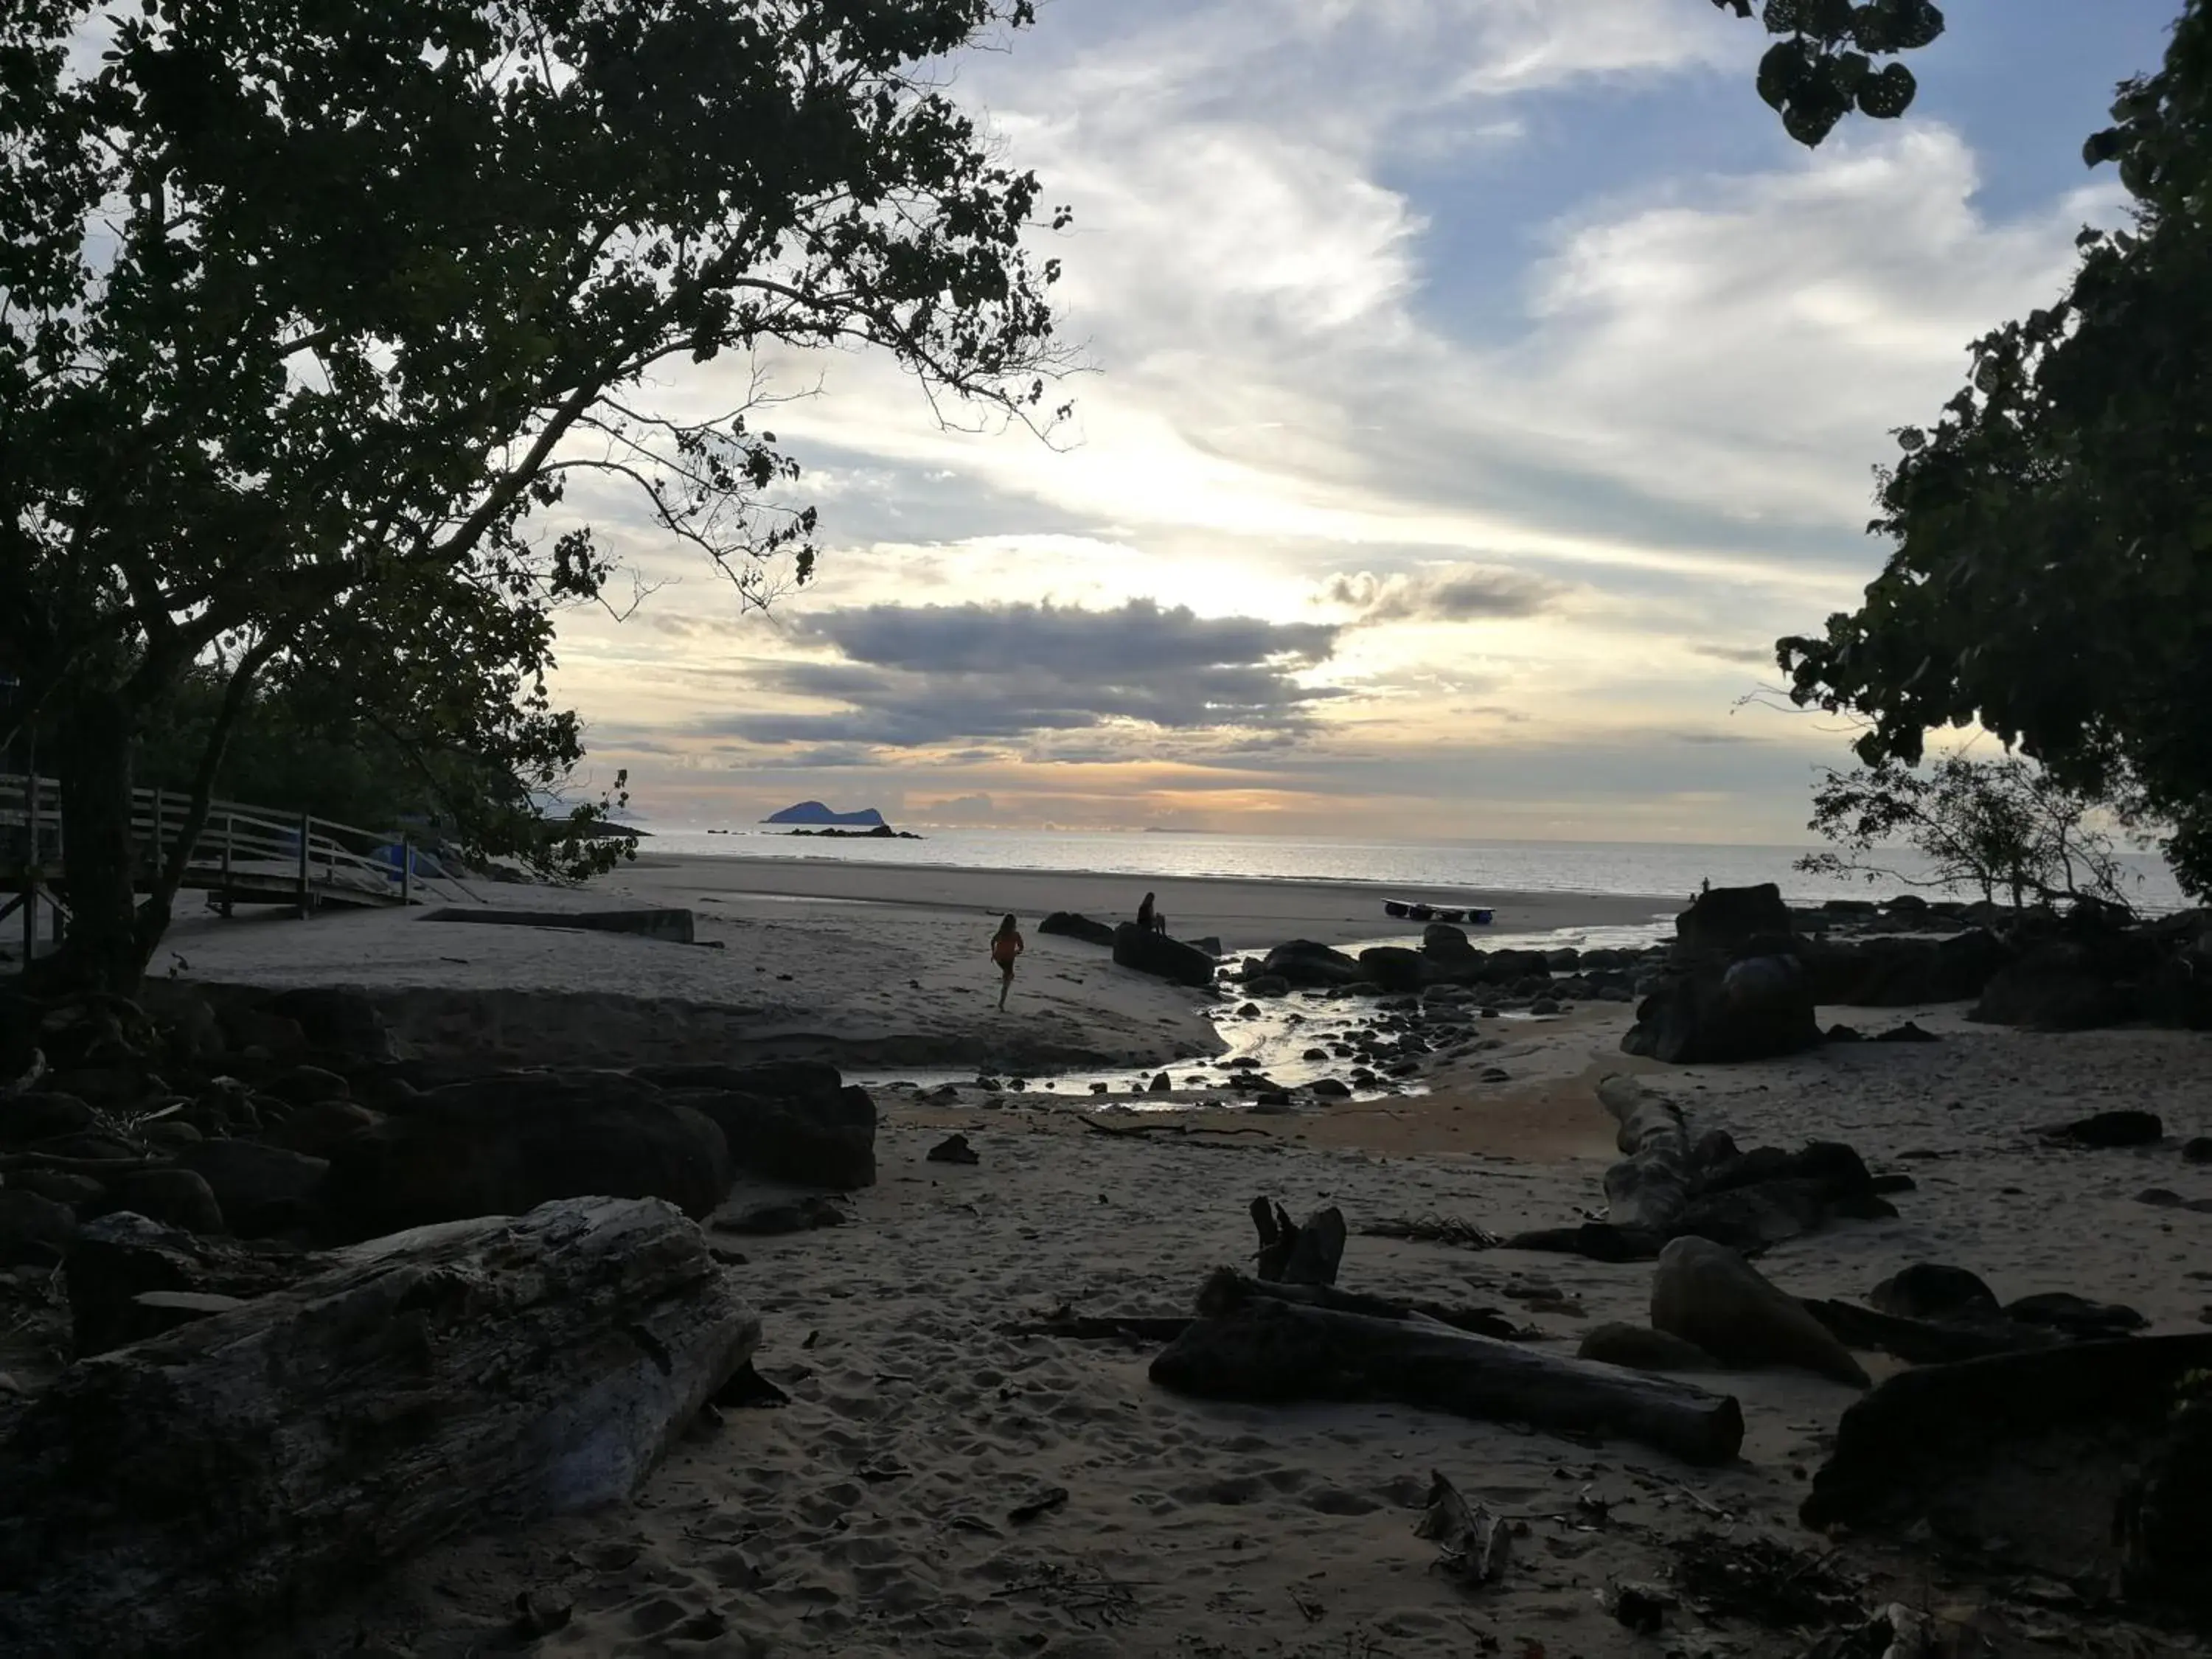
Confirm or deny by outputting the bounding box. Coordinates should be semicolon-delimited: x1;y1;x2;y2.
1136;891;1166;935
990;913;1025;1009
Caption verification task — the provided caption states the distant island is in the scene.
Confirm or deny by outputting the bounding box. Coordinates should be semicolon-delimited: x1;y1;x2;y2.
787;824;922;840
763;801;887;827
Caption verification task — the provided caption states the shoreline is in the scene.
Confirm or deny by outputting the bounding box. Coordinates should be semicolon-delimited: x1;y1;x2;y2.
611;852;1679;951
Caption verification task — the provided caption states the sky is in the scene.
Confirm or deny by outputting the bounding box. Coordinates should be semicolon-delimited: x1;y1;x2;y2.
549;0;2183;844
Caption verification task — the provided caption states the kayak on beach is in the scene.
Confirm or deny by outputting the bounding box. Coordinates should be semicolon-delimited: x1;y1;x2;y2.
1383;900;1493;925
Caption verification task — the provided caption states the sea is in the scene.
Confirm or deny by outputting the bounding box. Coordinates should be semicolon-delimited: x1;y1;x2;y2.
641;826;2193;914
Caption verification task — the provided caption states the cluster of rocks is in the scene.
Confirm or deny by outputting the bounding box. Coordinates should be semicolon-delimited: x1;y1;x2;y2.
1237;928;1657;1009
0;983;874;1368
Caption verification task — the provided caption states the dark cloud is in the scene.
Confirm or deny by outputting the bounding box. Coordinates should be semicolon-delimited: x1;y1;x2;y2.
706;599;1342;748
1690;641;1776;667
1324;564;1565;625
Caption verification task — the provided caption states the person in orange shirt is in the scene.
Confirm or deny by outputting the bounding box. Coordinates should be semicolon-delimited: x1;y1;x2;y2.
990;913;1025;1009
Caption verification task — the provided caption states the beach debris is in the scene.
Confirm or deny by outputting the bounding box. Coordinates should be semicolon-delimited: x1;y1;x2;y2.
1007;1483;1070;1523
927;1133;981;1166
1652;1237;1869;1387
1251;1196;1345;1285
1357;1213;1500;1250
1150;1268;1744;1465
1416;1470;1511;1587
0;1195;759;1657
989;1563;1141;1629
2038;1108;2163;1148
1665;1530;1863;1632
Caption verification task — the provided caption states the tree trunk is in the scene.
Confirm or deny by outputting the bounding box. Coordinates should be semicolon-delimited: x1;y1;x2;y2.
0;1195;759;1658
49;686;143;995
1152;1270;1744;1467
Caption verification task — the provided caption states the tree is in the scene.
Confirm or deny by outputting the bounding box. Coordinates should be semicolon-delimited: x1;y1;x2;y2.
1711;0;1947;147
1779;2;2212;894
1797;754;2137;910
1;0;1068;992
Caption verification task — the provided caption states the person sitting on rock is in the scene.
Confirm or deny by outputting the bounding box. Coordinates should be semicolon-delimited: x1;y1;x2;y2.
990;913;1025;1009
1136;891;1167;935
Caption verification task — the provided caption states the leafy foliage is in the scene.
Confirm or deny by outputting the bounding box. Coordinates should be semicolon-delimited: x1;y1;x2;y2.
1797;755;2136;910
1;0;1068;986
1778;2;2211;894
1712;0;1947;145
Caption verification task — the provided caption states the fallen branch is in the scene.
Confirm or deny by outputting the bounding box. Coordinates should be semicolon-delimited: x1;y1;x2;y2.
1251;1197;1344;1286
1358;1214;1503;1251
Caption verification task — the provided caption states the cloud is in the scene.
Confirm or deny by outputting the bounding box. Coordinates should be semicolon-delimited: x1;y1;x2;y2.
704;599;1343;750
1323;563;1567;624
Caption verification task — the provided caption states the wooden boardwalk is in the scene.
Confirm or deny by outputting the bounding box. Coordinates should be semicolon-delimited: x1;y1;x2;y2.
2;771;419;955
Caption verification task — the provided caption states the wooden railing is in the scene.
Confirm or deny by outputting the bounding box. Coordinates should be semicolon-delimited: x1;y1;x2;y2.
1;773;425;953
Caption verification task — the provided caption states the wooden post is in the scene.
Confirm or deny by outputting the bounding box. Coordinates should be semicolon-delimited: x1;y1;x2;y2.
220;814;234;919
295;812;311;919
399;832;411;907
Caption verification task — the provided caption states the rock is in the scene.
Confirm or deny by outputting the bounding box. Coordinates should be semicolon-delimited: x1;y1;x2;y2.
1972;942;2129;1032
1421;923;1478;962
1874;1020;1937;1043
141;1121;203;1152
2041;1109;2163;1149
1037;911;1116;947
1870;1263;2000;1322
1308;1078;1352;1099
0;1197;757;1656
260;1099;383;1160
714;1196;845;1236
1147;1072;1171;1094
1576;1323;1718;1373
175;1141;330;1237
926;1133;980;1166
1649;1237;1870;1387
639;1061;877;1189
317;1074;731;1243
0;1190;78;1267
1259;939;1367;989
258;1064;351;1107
259;987;395;1062
1674;883;1792;956
1357;947;1429;993
5;1169;103;1208
63;1212;318;1354
2185;1137;2212;1165
31;1130;141;1162
2005;1291;2146;1339
1621;954;1820;1065
1239;973;1291;998
0;1091;96;1146
1190;936;1224;958
212;1004;309;1062
101;1170;226;1235
1529;997;1562;1016
1111;923;1218;989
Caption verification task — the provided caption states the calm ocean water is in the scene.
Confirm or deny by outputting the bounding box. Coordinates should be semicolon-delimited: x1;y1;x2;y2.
644;826;2191;913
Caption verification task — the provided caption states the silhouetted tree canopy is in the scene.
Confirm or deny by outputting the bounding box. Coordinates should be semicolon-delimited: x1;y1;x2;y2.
1780;2;2211;892
1;0;1067;990
1713;0;1947;147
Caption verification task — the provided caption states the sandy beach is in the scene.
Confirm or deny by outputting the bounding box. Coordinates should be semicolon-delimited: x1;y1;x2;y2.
119;856;2205;1656
46;854;2199;1658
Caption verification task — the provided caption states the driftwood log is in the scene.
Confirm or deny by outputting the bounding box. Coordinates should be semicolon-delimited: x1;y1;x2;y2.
1151;1269;1743;1466
1598;1075;1691;1232
1801;1297;2065;1366
0;1195;759;1658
